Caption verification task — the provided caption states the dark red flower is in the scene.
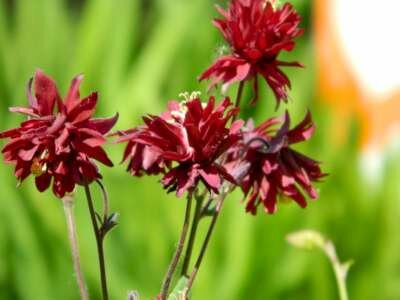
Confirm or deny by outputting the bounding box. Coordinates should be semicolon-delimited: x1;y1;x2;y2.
118;97;243;196
227;111;324;214
117;127;168;177
199;0;303;106
0;70;118;198
116;101;183;177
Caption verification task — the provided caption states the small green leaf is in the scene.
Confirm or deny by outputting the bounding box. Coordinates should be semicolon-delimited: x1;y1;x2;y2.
101;212;119;236
167;276;189;300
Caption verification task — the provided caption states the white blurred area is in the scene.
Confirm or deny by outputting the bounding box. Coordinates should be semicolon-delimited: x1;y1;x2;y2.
334;0;400;100
318;0;400;184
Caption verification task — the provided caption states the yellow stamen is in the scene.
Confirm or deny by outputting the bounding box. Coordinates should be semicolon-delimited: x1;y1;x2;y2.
31;157;47;177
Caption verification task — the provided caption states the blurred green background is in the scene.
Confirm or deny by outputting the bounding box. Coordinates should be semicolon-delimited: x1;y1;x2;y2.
1;0;400;299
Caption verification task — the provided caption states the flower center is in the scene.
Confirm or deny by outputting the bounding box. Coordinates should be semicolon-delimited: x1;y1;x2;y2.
30;157;47;176
178;91;201;102
30;150;49;177
168;91;202;122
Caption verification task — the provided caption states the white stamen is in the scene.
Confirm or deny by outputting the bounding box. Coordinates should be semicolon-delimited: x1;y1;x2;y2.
179;91;201;102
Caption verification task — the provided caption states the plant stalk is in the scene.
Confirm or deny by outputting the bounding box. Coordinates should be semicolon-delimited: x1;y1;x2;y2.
186;192;226;293
95;179;110;223
181;194;204;276
160;192;193;299
235;81;245;108
62;195;90;300
84;184;109;300
325;241;349;300
333;264;349;300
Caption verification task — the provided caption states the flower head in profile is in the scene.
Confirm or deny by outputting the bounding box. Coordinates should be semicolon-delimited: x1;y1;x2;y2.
0;70;118;198
227;111;324;214
199;0;303;106
116;101;184;177
118;96;243;196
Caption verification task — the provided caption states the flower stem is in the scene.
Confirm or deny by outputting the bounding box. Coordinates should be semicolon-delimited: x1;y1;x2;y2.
181;194;204;276
235;81;245;108
62;195;90;300
84;184;109;300
186;192;226;293
333;263;349;300
95;179;110;223
160;192;193;299
325;241;350;300
286;230;351;300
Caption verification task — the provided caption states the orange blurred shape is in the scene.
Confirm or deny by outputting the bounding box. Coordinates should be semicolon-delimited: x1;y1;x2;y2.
314;0;400;149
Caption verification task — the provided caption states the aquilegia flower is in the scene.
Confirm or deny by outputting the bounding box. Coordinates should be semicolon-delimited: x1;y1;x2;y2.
199;0;303;106
118;96;243;196
0;70;118;198
116;101;184;177
227;111;324;214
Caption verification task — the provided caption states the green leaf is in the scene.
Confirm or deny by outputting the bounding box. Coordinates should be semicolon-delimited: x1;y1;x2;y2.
167;276;189;300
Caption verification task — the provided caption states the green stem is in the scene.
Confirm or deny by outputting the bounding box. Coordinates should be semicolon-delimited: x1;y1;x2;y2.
186;192;227;293
62;195;90;300
84;184;109;300
160;192;193;299
333;264;349;300
200;196;214;217
326;242;349;300
235;81;245;108
95;179;110;223
181;194;204;276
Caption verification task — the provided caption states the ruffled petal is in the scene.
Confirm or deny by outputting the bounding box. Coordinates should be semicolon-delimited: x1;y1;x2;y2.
34;69;60;116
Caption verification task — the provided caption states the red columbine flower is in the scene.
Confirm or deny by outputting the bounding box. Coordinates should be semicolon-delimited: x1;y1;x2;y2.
227;111;324;214
199;0;303;106
116;101;183;177
0;70;118;198
118;96;243;196
118;127;168;177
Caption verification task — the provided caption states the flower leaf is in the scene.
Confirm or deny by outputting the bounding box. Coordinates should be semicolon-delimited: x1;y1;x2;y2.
167;276;189;300
102;212;119;236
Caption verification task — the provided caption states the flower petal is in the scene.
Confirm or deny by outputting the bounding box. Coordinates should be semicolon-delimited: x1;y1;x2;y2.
65;74;84;112
69;92;98;124
87;113;119;134
199;166;222;193
35;173;52;192
34;69;60;116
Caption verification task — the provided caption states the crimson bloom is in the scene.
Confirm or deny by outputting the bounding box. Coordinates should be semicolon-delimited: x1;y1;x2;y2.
199;0;303;106
116;101;183;177
118;96;243;196
227;111;324;214
0;70;118;198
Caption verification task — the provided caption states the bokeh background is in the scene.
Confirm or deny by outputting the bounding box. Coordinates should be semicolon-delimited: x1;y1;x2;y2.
0;0;400;299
